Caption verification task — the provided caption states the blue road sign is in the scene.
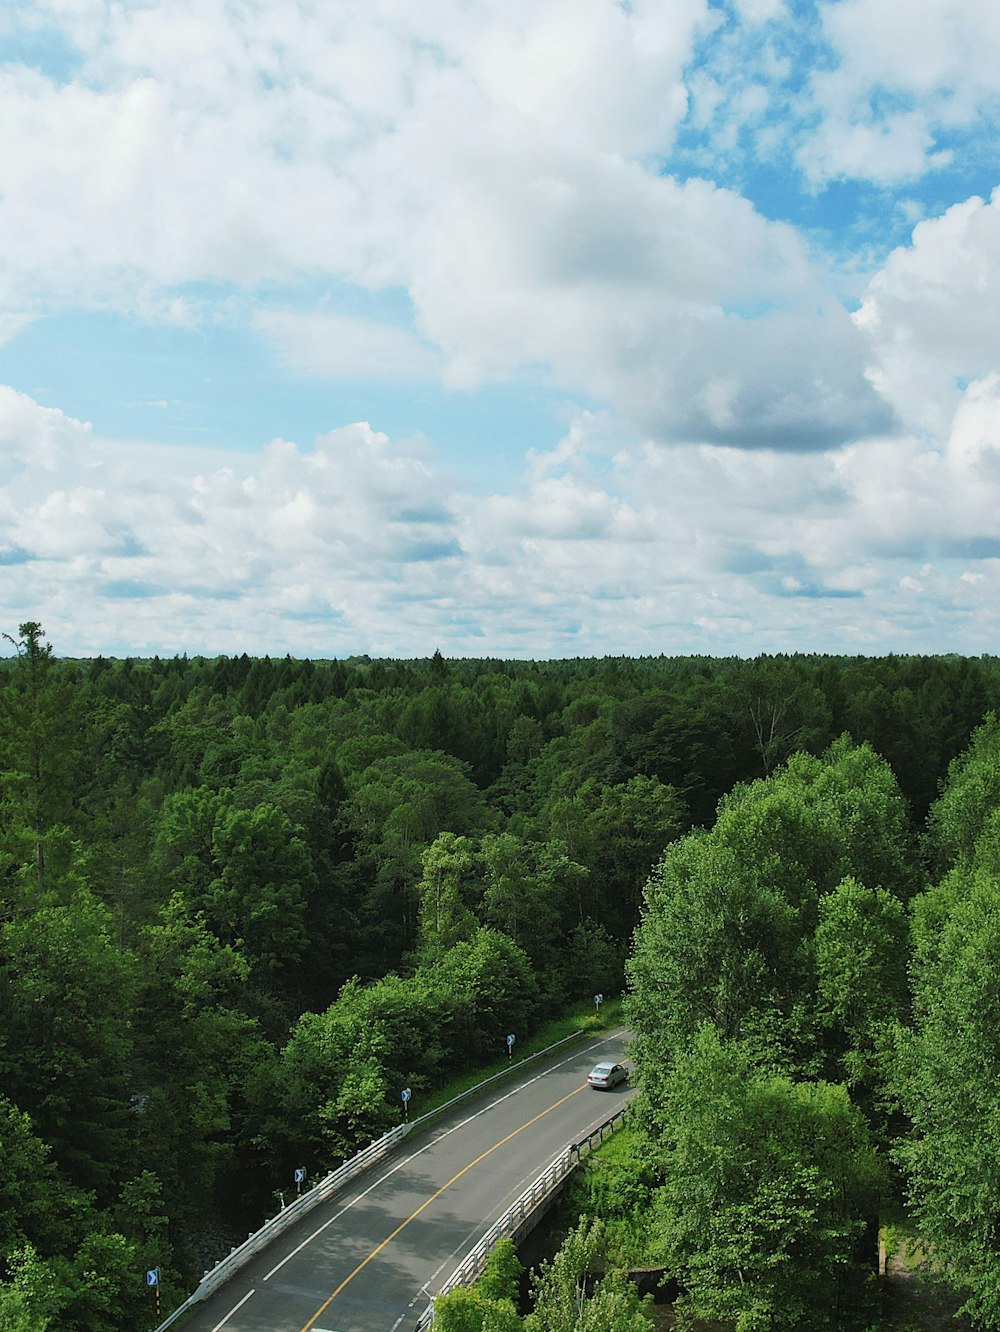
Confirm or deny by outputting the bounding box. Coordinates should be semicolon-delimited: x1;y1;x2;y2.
401;1087;411;1103
146;1269;159;1287
294;1167;306;1184
506;1033;515;1047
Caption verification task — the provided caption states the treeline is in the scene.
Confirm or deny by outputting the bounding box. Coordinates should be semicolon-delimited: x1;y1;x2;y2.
455;718;1000;1331
1;625;999;1329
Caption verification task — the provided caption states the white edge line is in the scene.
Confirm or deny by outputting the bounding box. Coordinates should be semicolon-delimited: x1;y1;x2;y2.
261;1029;628;1284
210;1286;255;1331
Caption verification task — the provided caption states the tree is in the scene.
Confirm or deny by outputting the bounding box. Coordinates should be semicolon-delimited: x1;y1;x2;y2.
0;891;135;1201
206;802;315;981
433;1241;524;1332
926;712;1000;873
433;1286;522;1332
0;623;83;891
814;876;909;1097
894;867;1000;1328
418;833;478;958
131;896;267;1230
341;749;489;965
627;831;801;1099
524;1219;652;1331
539;777;685;939
650;1027;881;1331
0;1283;50;1332
0;1100;85;1262
428;929;540;1062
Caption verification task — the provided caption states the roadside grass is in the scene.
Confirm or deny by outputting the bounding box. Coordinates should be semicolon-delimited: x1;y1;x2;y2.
408;998;625;1122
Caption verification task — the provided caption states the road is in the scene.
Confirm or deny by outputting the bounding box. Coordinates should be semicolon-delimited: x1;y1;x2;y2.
182;1027;635;1332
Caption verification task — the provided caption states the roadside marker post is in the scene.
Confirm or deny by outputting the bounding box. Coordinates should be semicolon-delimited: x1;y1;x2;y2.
146;1268;160;1320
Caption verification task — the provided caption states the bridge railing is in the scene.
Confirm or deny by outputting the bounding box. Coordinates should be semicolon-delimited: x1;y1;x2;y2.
151;1028;592;1331
151;1123;410;1330
413;1102;631;1330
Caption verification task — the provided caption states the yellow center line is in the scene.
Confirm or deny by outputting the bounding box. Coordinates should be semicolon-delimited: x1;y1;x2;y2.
299;1083;587;1331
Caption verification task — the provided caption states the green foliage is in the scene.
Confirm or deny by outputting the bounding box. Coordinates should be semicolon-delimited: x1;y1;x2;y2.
815;875;909;1100
562;1126;658;1267
477;1238;523;1305
895;867;1000;1328
0;1283;49;1332
627;830;801;1096
651;1027;882;1332
0;622;86;892
627;737;919;1092
271;927;540;1168
524;1219;652;1331
428;929;540;1062
926;711;1000;873
433;1240;524;1332
433;1285;522;1332
0;891;135;1201
418;832;478;957
3;631;997;1329
131;896;267;1226
0;1100;87;1260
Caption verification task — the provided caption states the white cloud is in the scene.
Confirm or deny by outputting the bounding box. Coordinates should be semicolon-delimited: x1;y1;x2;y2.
800;111;951;186
799;0;1000;183
4;383;1000;656
255;311;440;381
0;0;895;452
855;190;1000;436
1;1;1000;656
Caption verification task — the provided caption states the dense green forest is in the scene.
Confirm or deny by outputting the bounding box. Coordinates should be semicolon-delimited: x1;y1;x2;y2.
2;622;1000;1329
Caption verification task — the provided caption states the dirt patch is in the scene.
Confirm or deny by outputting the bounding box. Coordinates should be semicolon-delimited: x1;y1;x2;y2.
881;1234;972;1331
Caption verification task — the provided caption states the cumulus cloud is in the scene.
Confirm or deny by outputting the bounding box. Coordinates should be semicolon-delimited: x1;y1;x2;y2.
0;0;899;452
4;380;1000;657
799;0;1000;183
855;189;1000;436
2;0;1000;656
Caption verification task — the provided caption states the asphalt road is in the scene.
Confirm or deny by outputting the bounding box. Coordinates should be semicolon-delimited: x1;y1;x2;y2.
182;1027;635;1332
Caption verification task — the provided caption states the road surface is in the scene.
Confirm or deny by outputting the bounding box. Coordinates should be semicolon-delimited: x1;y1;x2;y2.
183;1027;635;1332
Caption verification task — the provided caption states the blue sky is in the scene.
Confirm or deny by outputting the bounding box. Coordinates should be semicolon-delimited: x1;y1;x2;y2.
1;0;999;659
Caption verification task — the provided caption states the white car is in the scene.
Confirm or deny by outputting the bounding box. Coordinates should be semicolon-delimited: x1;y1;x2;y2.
587;1061;628;1090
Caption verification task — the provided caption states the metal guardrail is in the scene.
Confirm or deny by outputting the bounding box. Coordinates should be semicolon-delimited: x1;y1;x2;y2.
151;1027;595;1331
151;1125;410;1331
413;1103;631;1330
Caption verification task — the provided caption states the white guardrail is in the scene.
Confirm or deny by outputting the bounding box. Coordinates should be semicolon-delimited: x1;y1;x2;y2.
152;1029;593;1331
413;1103;631;1331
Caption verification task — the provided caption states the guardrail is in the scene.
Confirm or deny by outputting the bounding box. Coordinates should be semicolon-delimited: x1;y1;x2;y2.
413;1103;631;1330
151;1027;597;1331
151;1125;410;1330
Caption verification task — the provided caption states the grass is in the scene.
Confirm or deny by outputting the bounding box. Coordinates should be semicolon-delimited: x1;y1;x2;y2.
879;1205;973;1331
410;998;625;1121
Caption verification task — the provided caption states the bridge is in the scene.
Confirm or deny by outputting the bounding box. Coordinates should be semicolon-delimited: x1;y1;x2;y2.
177;1027;635;1331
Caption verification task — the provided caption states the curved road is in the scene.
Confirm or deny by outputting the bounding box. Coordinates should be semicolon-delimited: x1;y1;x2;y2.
184;1028;635;1332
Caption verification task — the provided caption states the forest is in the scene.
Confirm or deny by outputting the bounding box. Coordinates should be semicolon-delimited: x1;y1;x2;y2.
2;623;1000;1329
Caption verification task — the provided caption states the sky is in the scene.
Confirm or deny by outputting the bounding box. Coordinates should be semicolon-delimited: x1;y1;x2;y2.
1;0;999;660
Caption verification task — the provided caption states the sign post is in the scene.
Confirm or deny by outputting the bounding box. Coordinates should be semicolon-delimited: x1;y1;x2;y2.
294;1167;306;1196
146;1268;160;1321
506;1033;515;1062
594;993;603;1016
401;1087;411;1121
